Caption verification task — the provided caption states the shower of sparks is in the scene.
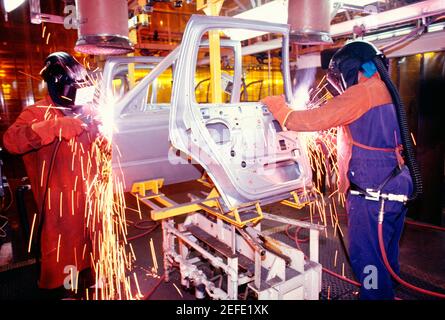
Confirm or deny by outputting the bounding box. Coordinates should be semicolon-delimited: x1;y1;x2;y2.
410;132;417;146
149;238;159;275
57;233;61;263
40;160;46;187
133;272;143;299
28;213;37;253
290;74;346;234
18;71;42;82
82;67;154;299
25;65;142;299
173;283;184;298
334;249;338;267
85;129;136;299
136;195;142;220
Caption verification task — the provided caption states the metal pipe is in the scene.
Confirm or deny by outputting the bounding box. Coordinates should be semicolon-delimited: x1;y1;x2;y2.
238;227;266;256
331;0;445;37
262;212;325;231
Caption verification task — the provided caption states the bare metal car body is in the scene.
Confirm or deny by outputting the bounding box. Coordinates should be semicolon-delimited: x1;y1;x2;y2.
106;15;312;210
104;52;203;188
106;41;242;189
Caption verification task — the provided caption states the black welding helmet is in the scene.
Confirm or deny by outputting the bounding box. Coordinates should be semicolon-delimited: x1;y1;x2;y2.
327;40;388;96
40;52;89;108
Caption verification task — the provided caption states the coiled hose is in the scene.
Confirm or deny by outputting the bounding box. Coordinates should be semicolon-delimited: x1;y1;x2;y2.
373;57;423;201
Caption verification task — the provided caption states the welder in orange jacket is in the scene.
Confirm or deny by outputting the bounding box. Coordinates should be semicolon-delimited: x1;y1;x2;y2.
3;52;98;295
262;41;422;300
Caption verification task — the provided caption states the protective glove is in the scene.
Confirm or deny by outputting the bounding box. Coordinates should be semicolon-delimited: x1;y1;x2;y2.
261;95;293;128
31;117;86;145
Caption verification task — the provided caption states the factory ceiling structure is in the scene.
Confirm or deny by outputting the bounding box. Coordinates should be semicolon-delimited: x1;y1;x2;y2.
0;0;444;306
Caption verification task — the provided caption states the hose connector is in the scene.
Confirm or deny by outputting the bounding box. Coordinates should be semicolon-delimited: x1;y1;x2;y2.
378;199;385;224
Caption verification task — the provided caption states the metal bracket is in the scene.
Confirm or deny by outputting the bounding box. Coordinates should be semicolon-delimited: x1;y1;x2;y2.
350;188;408;203
280;190;312;210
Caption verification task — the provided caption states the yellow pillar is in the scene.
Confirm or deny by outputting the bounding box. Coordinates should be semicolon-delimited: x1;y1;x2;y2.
127;0;146;89
128;28;138;89
197;0;224;103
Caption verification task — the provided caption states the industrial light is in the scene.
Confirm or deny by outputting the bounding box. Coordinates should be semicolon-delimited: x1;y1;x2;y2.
3;0;26;13
428;22;445;33
362;26;413;42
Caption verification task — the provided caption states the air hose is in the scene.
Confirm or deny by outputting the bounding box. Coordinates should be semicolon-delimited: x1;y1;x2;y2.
373;58;423;201
377;200;445;299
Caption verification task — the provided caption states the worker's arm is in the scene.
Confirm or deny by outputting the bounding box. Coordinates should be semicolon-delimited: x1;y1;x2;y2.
262;77;392;132
3;108;45;154
3;107;86;155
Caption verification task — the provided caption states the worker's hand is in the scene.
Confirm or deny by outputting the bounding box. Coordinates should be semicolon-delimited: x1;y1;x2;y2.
31;117;87;145
261;95;293;128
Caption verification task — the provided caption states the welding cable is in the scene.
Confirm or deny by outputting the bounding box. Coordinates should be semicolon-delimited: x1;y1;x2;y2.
378;202;445;299
126;220;159;242
285;212;348;243
322;266;362;287
374;58;423;201
35;140;61;255
286;213;351;262
285;225;309;243
377;17;445;201
288;224;361;288
143;274;166;300
0;179;13;213
27;139;62;279
404;220;445;232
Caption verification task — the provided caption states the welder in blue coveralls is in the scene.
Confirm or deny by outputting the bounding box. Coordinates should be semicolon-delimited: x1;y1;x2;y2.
262;40;422;300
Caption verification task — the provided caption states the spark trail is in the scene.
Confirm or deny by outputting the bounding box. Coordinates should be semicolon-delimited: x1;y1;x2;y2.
290;71;346;233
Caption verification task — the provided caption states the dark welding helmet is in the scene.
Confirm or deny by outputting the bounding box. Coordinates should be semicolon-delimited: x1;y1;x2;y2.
40;52;89;109
326;40;388;96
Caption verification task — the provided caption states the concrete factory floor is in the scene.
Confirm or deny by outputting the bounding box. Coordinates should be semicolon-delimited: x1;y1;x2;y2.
0;180;444;300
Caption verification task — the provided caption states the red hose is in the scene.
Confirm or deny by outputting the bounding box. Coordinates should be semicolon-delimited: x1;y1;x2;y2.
286;223;362;288
286;225;309;243
377;222;445;299
143;274;166;300
126;221;159;242
405;220;445;232
322;267;361;287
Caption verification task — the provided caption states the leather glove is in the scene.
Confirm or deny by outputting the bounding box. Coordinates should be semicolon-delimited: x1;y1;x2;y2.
31;117;86;145
261;95;293;128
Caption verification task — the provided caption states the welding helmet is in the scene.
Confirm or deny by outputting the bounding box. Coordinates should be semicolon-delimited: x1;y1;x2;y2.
327;40;388;96
41;52;89;108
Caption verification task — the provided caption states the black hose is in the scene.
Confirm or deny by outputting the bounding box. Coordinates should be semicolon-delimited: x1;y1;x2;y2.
16;185;31;242
373;58;423;201
35;140;62;274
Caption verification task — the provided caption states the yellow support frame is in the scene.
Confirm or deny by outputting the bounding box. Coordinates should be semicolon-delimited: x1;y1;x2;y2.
131;179;263;228
280;190;311;209
197;0;224;103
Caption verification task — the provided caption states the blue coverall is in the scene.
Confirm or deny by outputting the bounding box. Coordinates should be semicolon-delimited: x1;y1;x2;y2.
262;69;413;299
